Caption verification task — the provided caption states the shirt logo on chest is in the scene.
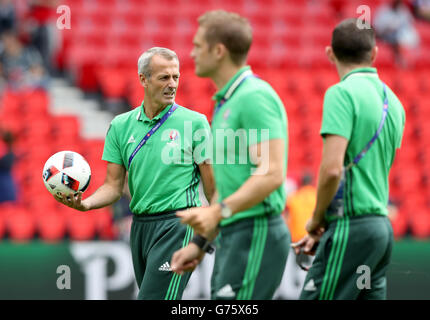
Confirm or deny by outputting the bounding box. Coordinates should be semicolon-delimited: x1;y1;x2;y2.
127;135;136;144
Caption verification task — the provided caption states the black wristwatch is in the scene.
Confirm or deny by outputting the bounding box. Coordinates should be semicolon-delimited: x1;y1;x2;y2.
191;234;215;254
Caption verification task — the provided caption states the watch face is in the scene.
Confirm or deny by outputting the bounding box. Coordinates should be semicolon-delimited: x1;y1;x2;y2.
221;206;232;218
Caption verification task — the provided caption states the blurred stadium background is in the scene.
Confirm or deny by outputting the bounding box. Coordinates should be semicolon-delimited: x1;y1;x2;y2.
0;0;428;299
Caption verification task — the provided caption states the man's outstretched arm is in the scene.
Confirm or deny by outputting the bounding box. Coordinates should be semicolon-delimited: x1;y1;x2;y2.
55;162;127;211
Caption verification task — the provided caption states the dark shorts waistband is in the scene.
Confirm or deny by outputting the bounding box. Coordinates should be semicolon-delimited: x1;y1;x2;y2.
327;213;388;226
132;207;192;222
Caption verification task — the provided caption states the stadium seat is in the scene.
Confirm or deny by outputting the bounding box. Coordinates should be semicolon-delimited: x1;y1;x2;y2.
409;210;430;238
96;67;129;99
1;90;21;115
22;90;49;115
52;115;80;136
6;208;36;241
37;211;67;242
93;208;117;240
67;211;97;241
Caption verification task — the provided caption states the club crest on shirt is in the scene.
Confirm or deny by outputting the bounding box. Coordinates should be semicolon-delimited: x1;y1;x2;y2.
167;129;179;147
223;109;231;121
220;109;231;128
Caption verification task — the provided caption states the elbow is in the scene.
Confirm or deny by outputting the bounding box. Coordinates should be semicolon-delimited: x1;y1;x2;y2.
268;169;284;190
324;167;343;181
274;175;284;189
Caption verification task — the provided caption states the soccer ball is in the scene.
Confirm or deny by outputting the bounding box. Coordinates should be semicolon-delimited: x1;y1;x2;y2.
42;151;91;197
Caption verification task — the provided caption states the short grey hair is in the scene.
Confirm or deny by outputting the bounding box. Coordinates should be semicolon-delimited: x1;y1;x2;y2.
137;47;179;78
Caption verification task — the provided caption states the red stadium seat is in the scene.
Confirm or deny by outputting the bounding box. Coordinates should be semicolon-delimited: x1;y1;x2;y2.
67;211;97;241
22;90;49;115
0;112;24;134
96;67;129;99
94;208;117;240
409;210;430;239
38;211;67;242
52;115;80;137
6;208;36;242
0;90;21;115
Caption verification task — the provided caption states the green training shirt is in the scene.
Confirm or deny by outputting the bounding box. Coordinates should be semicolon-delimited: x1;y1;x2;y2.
102;101;211;214
211;66;289;227
321;67;405;219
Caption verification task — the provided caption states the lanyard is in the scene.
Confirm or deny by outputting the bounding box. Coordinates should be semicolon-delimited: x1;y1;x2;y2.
345;82;389;170
128;103;178;169
213;69;255;117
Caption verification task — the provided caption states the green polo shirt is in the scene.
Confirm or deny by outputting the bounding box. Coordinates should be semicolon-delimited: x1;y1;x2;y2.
102;102;211;214
211;66;289;227
321;67;405;219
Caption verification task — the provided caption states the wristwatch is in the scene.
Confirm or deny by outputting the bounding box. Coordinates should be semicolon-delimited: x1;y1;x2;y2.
191;235;215;254
220;201;232;219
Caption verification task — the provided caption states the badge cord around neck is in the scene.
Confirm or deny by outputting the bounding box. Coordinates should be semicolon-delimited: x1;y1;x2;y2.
213;69;255;117
327;82;389;218
345;82;389;170
128;103;178;169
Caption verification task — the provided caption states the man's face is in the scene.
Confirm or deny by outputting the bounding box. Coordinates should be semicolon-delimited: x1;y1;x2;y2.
141;55;180;107
191;26;218;77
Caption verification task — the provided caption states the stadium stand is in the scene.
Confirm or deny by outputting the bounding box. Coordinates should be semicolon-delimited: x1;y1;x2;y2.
0;0;429;241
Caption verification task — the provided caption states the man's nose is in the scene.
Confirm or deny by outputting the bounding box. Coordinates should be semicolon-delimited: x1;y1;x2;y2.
168;78;177;88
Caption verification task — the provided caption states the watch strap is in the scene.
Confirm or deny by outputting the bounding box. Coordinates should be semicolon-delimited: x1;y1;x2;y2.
190;234;215;254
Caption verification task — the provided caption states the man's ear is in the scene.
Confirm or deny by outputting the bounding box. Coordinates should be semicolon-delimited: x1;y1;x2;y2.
370;46;378;64
214;43;227;62
139;73;148;88
326;46;336;64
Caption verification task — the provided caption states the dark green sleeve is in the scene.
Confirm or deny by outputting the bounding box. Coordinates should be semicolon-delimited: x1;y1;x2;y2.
320;85;354;140
102;121;124;166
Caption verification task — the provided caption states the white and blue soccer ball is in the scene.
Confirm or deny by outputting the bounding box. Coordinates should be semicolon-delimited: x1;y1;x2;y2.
42;151;91;197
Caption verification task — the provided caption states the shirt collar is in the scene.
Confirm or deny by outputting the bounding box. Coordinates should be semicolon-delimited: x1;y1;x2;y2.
212;66;252;101
341;67;378;81
137;101;174;123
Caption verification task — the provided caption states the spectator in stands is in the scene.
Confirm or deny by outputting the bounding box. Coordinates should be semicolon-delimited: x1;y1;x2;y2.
0;31;48;90
374;0;420;66
0;126;17;203
412;0;430;21
284;173;316;244
0;0;16;36
25;0;57;74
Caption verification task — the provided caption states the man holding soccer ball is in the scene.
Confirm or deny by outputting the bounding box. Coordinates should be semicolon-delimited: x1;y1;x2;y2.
54;47;216;300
